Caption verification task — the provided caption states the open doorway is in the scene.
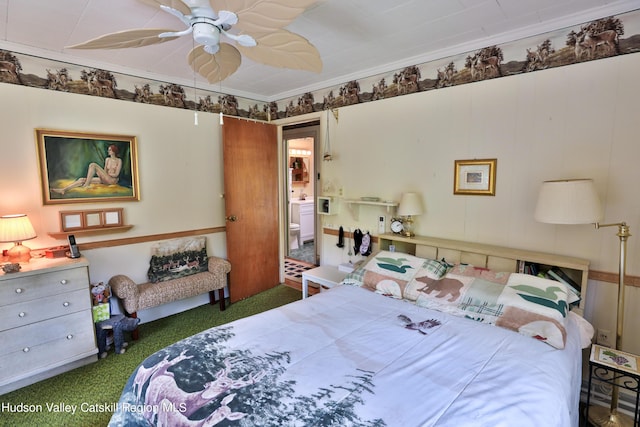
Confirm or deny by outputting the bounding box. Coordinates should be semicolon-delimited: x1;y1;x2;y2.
283;121;319;269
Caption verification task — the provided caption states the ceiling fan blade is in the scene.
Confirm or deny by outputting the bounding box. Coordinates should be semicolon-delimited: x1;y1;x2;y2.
182;0;213;8
222;31;256;47
137;0;191;16
237;29;321;72
211;0;317;33
66;29;180;50
159;27;193;38
160;4;192;27
188;44;241;83
215;10;238;26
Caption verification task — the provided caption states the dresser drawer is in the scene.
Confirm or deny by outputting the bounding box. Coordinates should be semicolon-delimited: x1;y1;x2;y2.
0;288;92;332
0;257;96;393
0;266;88;306
0;317;96;387
0;310;95;359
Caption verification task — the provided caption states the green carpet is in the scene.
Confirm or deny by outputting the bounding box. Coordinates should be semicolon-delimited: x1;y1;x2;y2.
0;285;301;427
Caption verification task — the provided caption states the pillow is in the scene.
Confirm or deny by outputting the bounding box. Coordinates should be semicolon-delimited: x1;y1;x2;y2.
341;251;429;299
147;237;209;283
414;270;571;349
496;273;571;349
568;311;595;349
446;263;510;285
403;258;453;301
412;264;508;311
341;265;366;286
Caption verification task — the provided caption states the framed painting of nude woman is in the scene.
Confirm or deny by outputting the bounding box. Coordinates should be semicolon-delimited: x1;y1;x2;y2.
36;129;140;205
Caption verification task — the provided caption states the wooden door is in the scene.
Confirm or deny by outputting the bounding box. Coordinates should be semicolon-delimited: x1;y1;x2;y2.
223;117;279;302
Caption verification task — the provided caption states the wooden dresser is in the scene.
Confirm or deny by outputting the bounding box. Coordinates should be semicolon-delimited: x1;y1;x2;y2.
0;256;98;395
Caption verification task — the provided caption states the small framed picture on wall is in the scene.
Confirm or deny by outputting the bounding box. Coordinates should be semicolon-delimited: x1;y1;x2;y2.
454;158;497;196
60;211;84;231
59;208;124;232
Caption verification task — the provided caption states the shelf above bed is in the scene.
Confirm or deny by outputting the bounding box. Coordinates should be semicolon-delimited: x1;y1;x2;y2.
342;199;398;220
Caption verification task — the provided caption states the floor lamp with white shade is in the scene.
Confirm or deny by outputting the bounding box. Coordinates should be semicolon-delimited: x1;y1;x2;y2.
534;178;632;427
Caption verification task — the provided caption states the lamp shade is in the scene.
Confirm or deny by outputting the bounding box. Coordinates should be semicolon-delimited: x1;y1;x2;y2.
534;179;603;224
0;214;37;243
398;192;424;216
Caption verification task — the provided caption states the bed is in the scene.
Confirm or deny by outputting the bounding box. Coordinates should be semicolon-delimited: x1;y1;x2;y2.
109;243;593;427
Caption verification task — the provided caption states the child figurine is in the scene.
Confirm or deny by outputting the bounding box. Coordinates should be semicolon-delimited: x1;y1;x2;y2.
95;314;140;358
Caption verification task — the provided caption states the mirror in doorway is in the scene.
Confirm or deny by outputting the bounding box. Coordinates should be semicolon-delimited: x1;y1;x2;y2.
290;156;309;184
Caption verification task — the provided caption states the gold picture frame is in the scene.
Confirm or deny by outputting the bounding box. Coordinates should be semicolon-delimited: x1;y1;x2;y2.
454;158;497;196
36;129;139;205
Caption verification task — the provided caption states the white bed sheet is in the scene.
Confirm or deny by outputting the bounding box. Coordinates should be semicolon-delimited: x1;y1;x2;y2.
110;284;583;426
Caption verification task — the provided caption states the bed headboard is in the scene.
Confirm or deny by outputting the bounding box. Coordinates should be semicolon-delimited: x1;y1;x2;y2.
377;233;590;314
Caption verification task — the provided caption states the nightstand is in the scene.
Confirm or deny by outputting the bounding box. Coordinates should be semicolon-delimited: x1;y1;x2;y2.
301;266;347;299
584;344;640;426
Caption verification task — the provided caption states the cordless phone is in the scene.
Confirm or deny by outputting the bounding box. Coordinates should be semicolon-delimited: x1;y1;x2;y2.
67;234;81;258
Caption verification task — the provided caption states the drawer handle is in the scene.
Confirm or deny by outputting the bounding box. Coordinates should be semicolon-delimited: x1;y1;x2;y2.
23;347;30;353
15;288;23;294
66;334;74;340
63;302;70;307
18;312;26;318
60;279;68;285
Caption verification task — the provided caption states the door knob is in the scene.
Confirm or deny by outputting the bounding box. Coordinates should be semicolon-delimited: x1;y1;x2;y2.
226;215;237;222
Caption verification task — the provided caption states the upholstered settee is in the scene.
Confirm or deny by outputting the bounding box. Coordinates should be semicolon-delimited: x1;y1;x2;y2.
109;256;231;337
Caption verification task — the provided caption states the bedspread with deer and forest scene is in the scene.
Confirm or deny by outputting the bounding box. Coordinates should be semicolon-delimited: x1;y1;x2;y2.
109;284;583;427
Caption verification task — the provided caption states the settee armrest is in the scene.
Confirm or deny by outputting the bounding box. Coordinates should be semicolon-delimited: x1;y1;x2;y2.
208;256;231;275
109;274;139;301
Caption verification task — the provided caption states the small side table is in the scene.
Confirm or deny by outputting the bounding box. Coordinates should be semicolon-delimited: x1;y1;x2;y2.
302;266;347;299
585;344;640;426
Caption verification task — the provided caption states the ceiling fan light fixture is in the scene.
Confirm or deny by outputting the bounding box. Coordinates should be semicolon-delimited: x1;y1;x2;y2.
203;44;220;55
192;22;220;46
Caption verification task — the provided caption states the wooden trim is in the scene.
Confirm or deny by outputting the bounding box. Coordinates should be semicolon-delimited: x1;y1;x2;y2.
323;227;379;243
41;227;640;287
589;270;640;287
77;227;225;250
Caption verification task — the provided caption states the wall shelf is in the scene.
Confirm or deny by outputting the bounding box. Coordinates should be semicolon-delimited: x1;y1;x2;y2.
317;196;337;215
48;225;133;240
343;199;398;220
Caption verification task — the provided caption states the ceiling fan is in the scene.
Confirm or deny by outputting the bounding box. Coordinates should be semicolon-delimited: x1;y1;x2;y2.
66;0;322;83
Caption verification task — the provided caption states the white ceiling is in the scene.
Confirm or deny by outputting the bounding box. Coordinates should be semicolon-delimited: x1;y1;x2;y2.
0;0;638;102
